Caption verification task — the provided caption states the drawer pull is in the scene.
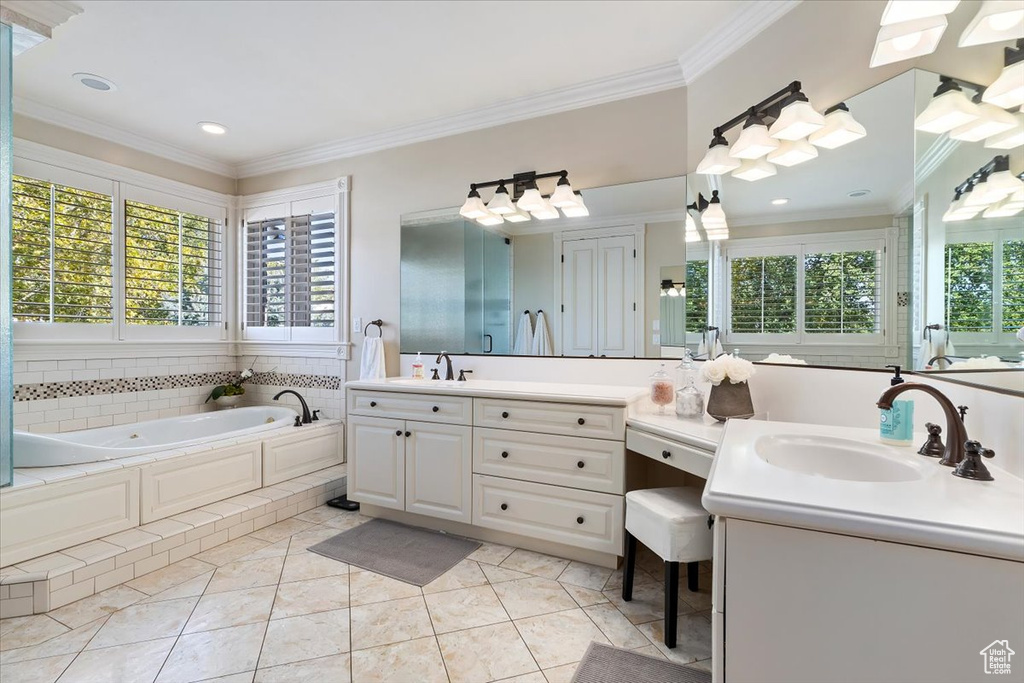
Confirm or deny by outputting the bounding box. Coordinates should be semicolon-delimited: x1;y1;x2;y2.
576;516;585;525
501;451;509;459
662;450;671;459
500;503;508;511
501;411;510;419
432;406;439;412
577;460;585;469
405;431;411;437
396;430;403;436
578;418;586;425
370;401;377;407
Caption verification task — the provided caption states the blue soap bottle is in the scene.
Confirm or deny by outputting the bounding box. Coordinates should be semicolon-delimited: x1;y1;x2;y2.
880;365;914;446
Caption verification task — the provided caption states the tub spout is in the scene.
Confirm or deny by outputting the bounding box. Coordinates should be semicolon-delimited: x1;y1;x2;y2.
273;390;313;424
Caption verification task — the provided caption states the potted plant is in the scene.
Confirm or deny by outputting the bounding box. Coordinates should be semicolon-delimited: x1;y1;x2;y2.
701;355;756;422
206;358;259;408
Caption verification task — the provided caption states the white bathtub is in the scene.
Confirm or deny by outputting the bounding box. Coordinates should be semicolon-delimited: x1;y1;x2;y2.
14;406;299;467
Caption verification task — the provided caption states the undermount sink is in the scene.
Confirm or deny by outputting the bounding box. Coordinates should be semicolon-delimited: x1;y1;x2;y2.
754;434;924;482
388;379;462;387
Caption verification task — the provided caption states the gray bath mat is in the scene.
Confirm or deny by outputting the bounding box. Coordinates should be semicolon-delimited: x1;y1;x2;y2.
571;642;712;683
308;518;481;586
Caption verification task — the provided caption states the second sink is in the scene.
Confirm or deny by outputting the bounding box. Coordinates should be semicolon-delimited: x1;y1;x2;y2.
754;434;924;482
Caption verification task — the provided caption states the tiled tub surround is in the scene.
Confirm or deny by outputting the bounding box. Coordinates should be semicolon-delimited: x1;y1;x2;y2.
239;356;345;424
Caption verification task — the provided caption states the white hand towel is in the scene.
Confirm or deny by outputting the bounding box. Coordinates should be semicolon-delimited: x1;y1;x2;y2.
531;310;553;356
698;337;708;359
360;337;387;380
514;311;534;355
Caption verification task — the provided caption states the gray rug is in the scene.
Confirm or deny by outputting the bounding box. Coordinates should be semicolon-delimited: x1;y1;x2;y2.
571;642;712;683
308;518;481;586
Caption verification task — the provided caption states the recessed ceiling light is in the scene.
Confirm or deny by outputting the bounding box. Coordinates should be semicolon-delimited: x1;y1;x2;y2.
771;198;790;205
73;72;116;92
848;189;872;198
198;121;228;135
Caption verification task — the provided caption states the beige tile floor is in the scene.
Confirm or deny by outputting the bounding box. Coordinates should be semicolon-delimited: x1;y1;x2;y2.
0;505;713;683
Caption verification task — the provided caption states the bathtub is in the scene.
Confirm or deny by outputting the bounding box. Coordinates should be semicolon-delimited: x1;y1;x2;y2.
14;406;299;467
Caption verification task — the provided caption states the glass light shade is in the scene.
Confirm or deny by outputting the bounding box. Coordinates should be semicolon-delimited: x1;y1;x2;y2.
870;15;948;67
696;143;742;174
684;214;700;243
504;208;532;223
667;287;681;298
959;1;1024;47
486;188;516;214
704;221;729;241
530;199;559;220
949;102;1018;142
550;182;580;209
703;202;727;226
660;289;667;297
730;123;779;159
768;99;826;141
767;139;819;167
914;89;980;134
561;194;590;218
985;112;1024;149
964;182;995;207
516;187;547;212
808;108;867;148
982;61;1024;109
880;0;960;25
477;212;504;226
978;169;1024;202
942;204;976;221
459;194;489;220
982;197;1024;218
731;158;778;182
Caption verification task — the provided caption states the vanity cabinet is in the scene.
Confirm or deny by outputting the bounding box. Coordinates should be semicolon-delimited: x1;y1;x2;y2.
347;415;405;510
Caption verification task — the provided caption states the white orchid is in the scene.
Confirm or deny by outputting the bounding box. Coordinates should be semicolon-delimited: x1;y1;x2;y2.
701;355;756;385
762;353;807;366
240;368;255;380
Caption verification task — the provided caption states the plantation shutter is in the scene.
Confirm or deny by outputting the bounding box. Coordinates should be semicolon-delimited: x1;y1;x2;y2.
804;248;882;334
124;200;222;326
11;175;113;323
730;254;798;334
1001;240;1024;332
945;241;994;333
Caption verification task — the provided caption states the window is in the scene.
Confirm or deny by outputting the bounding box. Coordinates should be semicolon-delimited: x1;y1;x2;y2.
245;212;336;330
125;200;222;327
12;175;113;324
685;258;709;333
945;230;1024;340
729;253;798;335
804;248;882;334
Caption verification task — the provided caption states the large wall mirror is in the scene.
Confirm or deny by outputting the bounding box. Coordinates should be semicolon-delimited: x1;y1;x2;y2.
400;176;686;358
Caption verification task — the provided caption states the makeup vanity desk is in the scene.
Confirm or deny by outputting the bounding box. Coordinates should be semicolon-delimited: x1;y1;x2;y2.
625;411;723;479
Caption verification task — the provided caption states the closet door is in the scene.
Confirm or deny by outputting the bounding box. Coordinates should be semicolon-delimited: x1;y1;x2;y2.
561;240;599;356
597;235;636;357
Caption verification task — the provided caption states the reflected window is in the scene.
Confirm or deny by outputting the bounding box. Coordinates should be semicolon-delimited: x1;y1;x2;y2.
945;233;1023;338
685;259;709;333
729;254;798;334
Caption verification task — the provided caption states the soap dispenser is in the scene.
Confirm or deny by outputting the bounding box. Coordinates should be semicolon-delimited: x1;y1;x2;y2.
879;365;914;446
412;353;425;380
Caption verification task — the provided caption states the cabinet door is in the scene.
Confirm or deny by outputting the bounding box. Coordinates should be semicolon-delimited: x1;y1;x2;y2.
561;239;599;356
405;421;472;523
597;235;636;357
348;415;405;510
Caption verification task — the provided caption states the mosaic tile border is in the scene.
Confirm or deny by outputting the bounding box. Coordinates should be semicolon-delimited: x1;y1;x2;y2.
14;371;341;402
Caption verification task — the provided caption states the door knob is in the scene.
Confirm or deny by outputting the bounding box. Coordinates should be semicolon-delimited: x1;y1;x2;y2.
662;450;671;459
396;430;403;436
405;431;411;437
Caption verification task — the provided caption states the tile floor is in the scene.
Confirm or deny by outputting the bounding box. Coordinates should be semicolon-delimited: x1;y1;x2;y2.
0;505;713;682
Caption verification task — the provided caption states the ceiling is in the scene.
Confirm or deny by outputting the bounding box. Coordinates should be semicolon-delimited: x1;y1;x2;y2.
12;0;799;177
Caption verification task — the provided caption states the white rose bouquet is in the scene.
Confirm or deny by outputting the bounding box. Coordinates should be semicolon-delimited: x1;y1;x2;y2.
701;355;756;386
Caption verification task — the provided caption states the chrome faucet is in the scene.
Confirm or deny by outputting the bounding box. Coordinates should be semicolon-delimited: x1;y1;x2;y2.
273;389;313;424
435;352;455;381
877;382;969;468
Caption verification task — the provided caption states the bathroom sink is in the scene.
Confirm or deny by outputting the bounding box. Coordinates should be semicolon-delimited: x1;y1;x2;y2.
388;379;462;387
754;434;924;482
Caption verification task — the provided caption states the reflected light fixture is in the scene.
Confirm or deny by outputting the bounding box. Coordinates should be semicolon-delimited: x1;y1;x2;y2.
977;155;1024;202
732;158;778;182
486;183;516;214
808;103;868;149
950;100;1017;142
942;188;981;221
661;279;686;297
985;111;1024;149
477;213;504;227
982;196;1024;218
730;109;779;159
870;14;949;67
960;1;1024;47
459;187;489;219
914;77;980;133
769;91;826;140
880;0;960;25
695;131;742;175
767;138;819;167
684;213;700;242
503;207;533;223
982;39;1024;109
945;156;1022;221
686;190;728;241
561;191;590;218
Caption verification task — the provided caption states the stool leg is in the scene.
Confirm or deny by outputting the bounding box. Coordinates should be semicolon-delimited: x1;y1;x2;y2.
665;561;679;649
622;531;637;601
687;561;699;592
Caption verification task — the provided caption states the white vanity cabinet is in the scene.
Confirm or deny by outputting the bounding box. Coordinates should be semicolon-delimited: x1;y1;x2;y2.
347;415;406;510
405;422;472;523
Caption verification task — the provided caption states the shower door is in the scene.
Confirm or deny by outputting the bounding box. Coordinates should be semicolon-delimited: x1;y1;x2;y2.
1;21;13;487
463;226;511;355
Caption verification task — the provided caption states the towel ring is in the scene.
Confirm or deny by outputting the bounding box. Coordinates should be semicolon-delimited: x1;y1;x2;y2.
364;319;383;336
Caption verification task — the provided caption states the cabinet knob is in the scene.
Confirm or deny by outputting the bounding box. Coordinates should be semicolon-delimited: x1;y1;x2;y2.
432;406;439;413
501;451;509;459
405;431;411;437
662;450;671;459
501;411;509;419
500;503;508;511
578;418;586;425
396;430;403;436
577;460;585;469
370;401;377;407
576;516;585;525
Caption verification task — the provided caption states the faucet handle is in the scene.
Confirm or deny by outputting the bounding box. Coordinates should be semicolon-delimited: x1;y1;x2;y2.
431;368;440;381
293;415;303;428
312;410;320;421
952;440;995;481
458;369;473;381
957;405;968;422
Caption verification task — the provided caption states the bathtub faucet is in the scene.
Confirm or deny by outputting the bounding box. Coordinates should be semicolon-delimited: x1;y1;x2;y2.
273;390;313;424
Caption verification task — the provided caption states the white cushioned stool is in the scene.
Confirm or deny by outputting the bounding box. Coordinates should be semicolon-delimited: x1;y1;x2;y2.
622;486;713;648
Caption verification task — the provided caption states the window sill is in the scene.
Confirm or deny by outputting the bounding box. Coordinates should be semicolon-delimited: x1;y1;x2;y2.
12;339;352;362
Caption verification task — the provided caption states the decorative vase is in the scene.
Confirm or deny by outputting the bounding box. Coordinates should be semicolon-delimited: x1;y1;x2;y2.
214;394;243;409
706;379;754;422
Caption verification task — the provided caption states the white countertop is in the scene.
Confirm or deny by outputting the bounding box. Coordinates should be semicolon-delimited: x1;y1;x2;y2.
346;378;647;406
626;411;726;453
703;419;1024;562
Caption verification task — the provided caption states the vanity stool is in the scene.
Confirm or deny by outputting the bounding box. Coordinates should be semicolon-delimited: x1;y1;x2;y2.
622;486;713;648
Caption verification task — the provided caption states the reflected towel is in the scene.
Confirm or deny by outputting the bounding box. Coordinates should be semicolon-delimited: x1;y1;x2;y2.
360;337;387;380
514;311;534;355
531;311;553;356
699;329;724;359
919;329;957;370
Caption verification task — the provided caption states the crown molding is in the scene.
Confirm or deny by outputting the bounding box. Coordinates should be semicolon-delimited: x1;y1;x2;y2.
728;204;895;227
1;1;81;36
677;1;802;83
13;96;238;178
914;134;961;187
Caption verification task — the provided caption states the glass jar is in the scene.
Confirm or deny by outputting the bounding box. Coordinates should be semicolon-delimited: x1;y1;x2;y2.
649;364;675;414
676;350;704;418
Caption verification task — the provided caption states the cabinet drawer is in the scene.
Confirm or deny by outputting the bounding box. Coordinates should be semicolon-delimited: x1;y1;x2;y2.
474;428;624;494
626;427;714;478
474;398;624;440
473;474;623;554
349;390;472;425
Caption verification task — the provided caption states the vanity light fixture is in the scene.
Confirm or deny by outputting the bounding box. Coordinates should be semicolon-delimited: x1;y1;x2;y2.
767;138;819;167
198;121;228;135
808;103;868;149
730;109;779;159
459;187;489;219
914;77;981;134
486;183;516;214
949;100;1018;141
686;191;729;241
503;207;533;223
549;176;581;209
560;191;590;218
696;131;742;175
880;0;960;25
944;156;1022;221
684;213;700;242
516;180;547;213
530;199;560;220
982;39;1024;109
459;170;586;224
661;280;686;297
942;187;980;221
982;196;1024;218
959;1;1024;47
732;158;778;182
977;155;1024;202
985;111;1024;149
477;212;504;227
870;14;949;67
768;91;826;141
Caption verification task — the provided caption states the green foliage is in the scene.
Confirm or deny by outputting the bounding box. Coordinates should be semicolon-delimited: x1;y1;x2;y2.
731;255;798;334
685;259;709;333
945;241;994;332
804;250;878;334
206;384;245;403
1001;240;1023;332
